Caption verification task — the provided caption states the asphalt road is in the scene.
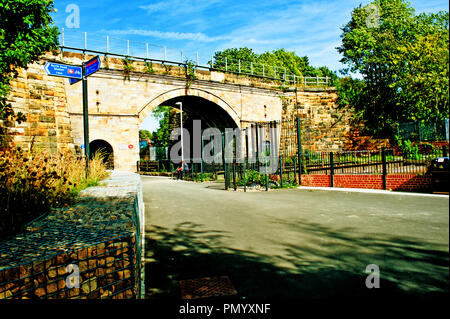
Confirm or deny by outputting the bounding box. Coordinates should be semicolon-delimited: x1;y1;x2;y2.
142;176;449;299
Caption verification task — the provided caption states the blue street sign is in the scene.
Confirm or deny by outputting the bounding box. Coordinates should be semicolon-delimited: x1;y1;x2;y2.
85;56;101;77
44;62;82;79
69;56;101;85
139;140;148;149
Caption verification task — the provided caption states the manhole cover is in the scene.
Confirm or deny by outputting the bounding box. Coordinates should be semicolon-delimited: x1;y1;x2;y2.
179;276;238;299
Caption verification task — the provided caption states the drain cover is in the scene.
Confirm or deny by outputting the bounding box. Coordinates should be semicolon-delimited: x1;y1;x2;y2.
179;276;238;299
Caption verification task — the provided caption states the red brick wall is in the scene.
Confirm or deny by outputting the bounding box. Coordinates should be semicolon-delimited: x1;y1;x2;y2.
334;175;383;189
386;174;431;192
300;174;431;192
301;175;331;187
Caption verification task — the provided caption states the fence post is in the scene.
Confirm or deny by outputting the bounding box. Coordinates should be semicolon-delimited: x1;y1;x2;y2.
293;157;297;184
265;158;269;191
225;57;227;71
255;123;260;172
222;133;228;190
330;152;334;187
279;156;283;188
382;147;387;190
296;117;302;185
233;158;237;191
200;139;204;182
238;59;241;73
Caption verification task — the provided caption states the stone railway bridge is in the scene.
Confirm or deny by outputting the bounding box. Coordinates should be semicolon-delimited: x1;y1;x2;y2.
5;51;353;171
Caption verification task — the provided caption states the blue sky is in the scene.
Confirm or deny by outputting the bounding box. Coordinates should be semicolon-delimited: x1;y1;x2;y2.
51;0;449;131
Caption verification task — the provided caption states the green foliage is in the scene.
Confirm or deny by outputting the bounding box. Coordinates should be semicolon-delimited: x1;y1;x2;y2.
184;59;197;88
0;148;109;238
0;0;59;124
150;105;171;147
139;129;152;140
239;170;265;186
212;47;337;83
144;61;154;73
139;129;152;157
395;136;419;160
337;0;449;136
122;57;135;73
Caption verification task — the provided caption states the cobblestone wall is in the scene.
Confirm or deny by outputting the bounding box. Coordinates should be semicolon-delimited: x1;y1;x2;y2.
0;172;145;299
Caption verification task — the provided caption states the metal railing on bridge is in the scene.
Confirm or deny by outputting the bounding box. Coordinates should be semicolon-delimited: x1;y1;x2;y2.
59;28;331;88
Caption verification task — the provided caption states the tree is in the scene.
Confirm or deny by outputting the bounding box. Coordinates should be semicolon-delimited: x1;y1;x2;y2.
337;0;449;136
212;47;337;83
150;105;172;147
0;0;59;125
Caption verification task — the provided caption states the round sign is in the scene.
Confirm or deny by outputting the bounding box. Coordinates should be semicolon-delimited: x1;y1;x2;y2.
128;144;134;149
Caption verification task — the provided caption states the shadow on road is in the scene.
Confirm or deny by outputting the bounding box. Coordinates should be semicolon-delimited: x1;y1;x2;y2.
144;221;449;300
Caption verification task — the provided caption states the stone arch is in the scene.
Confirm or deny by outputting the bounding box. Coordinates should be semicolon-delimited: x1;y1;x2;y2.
137;88;241;128
89;139;114;170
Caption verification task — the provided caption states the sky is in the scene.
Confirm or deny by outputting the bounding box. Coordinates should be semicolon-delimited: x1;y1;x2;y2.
51;0;449;132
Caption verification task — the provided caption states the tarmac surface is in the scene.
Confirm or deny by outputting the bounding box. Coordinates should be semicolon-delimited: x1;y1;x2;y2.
142;176;449;299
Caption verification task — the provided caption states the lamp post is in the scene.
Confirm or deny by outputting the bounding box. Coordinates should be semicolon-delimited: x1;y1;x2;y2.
175;102;183;164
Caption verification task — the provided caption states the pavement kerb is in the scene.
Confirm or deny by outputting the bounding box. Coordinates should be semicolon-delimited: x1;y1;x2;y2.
297;186;449;198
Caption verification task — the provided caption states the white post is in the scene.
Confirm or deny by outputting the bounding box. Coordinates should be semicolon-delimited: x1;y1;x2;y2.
196;52;199;66
164;46;167;60
181;49;183;63
146;43;149;59
176;102;183;163
225;57;227;71
127;40;130;56
62;28;65;46
106;36;109;52
84;32;87;50
251;62;253;75
238;59;241;73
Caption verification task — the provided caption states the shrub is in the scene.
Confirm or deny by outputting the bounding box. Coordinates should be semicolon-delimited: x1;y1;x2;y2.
0;149;109;239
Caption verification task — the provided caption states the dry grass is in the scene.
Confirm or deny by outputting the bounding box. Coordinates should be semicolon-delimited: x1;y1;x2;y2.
0;148;109;239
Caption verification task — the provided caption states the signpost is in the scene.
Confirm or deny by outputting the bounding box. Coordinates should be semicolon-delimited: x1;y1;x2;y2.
44;63;82;79
44;56;101;173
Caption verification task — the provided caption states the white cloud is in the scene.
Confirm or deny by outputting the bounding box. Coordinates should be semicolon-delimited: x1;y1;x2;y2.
106;29;231;42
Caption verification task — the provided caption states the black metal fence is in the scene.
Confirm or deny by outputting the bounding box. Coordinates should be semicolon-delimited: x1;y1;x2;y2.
398;119;449;142
137;116;449;191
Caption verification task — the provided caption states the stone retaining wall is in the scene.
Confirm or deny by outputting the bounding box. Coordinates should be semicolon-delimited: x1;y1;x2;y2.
0;171;145;299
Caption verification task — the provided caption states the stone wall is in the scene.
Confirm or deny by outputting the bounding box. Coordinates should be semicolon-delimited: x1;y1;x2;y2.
280;89;354;152
0;171;145;299
2;56;75;153
4;51;355;171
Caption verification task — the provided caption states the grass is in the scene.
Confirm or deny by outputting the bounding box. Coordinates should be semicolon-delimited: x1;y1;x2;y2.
0;148;109;239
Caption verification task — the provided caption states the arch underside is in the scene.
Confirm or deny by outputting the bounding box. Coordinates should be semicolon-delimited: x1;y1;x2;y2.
138;88;240;129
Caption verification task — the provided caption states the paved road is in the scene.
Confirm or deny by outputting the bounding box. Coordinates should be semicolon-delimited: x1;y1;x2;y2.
142;176;449;299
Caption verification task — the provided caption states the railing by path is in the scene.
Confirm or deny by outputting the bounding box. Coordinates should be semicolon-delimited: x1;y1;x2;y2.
59;28;331;88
